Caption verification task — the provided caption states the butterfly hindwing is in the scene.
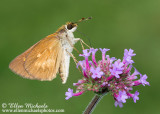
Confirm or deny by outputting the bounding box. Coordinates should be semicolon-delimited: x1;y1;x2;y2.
9;44;37;79
24;33;62;81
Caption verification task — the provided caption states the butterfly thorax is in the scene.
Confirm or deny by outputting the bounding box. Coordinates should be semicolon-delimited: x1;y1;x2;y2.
56;24;77;53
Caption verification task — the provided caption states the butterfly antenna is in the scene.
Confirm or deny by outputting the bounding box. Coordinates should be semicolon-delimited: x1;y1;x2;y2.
75;17;92;24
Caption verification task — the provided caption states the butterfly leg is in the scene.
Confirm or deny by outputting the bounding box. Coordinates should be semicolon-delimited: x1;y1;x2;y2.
65;49;82;74
73;46;80;54
65;49;78;64
74;38;91;50
80;39;91;48
74;38;85;50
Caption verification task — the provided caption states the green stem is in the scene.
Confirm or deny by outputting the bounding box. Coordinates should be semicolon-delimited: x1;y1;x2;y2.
83;94;104;114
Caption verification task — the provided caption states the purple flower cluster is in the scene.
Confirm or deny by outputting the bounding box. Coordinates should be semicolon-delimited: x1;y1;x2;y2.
65;48;150;107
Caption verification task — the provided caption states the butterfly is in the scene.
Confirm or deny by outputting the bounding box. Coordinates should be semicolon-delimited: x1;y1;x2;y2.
9;17;91;84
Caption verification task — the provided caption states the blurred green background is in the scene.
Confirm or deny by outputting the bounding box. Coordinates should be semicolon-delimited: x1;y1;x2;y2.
0;0;160;114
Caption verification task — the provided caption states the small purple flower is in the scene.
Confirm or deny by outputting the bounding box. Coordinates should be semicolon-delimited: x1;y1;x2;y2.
115;101;123;108
123;49;136;64
116;91;128;103
65;88;85;100
100;48;110;62
90;48;98;66
90;67;104;79
132;68;140;76
125;56;134;64
110;57;117;63
106;55;117;67
113;60;124;70
77;60;84;68
79;49;91;57
124;49;136;57
133;91;139;103
79;49;91;70
65;88;74;100
110;60;124;78
99;48;110;54
90;48;98;53
139;74;150;86
110;69;122;78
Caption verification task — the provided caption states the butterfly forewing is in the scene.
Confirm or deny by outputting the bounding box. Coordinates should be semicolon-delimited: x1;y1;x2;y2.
24;33;62;81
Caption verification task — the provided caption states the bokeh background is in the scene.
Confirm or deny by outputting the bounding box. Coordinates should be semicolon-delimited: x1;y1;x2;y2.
0;0;160;114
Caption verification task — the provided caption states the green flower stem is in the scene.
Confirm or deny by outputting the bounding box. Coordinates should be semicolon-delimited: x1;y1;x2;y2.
83;94;104;114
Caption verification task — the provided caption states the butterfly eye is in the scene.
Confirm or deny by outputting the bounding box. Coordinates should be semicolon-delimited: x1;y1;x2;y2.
67;24;73;30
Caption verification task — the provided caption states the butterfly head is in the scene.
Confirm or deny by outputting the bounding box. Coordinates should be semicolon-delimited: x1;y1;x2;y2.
65;22;78;32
